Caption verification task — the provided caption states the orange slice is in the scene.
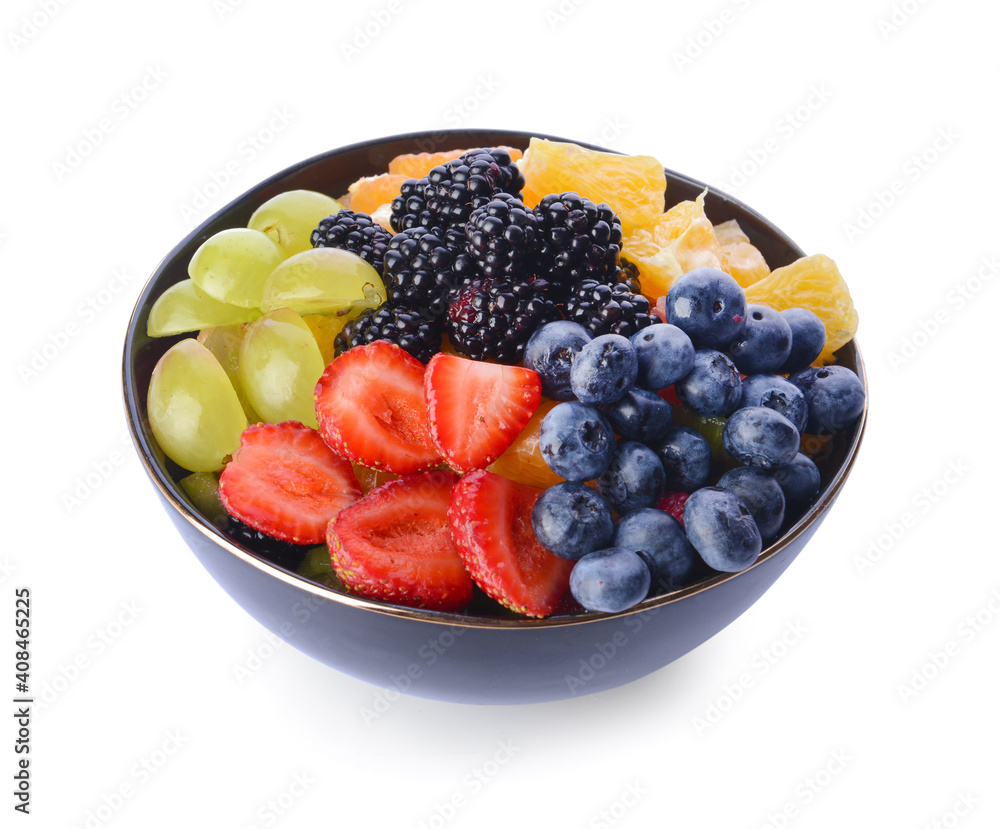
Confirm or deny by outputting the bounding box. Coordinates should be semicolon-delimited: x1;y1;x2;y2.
714;219;770;288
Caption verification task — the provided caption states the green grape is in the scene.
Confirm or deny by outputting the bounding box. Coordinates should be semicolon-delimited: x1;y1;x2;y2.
260;248;385;316
188;228;285;309
239;307;325;429
147;279;260;337
199;324;262;423
248;190;344;257
179;471;228;528
148;339;248;472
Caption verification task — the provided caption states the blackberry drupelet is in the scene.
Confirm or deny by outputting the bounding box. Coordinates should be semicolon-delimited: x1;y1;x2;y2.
565;279;660;338
534;192;623;301
311;210;393;273
446;278;559;364
616;256;643;294
334;303;443;364
465;193;539;281
382;227;474;317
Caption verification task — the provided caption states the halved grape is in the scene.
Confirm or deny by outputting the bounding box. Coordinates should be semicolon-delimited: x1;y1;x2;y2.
147;280;260;337
248;190;344;257
239;307;325;428
179;471;228;528
188;228;285;308
260;247;385;316
200;324;262;423
148;339;249;472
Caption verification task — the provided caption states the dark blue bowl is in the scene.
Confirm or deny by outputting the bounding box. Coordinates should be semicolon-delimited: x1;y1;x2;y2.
122;129;867;705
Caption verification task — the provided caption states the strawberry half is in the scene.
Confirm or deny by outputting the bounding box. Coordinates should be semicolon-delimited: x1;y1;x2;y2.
424;353;541;473
219;421;362;545
328;470;474;612
448;469;574;618
315;340;442;474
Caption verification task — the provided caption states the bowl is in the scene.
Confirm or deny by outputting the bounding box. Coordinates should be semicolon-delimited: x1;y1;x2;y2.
122;129;867;705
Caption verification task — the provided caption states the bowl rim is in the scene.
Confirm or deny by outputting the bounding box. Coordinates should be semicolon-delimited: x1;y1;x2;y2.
122;127;868;630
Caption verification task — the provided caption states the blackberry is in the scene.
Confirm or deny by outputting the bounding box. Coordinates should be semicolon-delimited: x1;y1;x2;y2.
227;517;307;571
534;192;623;301
616;256;643;294
310;210;393;274
334;303;442;364
465;193;539;281
446;278;559;364
382;227;476;317
565;279;660;338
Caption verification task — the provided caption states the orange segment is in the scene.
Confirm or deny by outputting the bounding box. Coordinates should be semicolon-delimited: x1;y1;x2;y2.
744;254;858;365
488;398;564;489
302;313;352;366
346;173;409;216
517;138;666;233
388;146;523;178
714;219;770;288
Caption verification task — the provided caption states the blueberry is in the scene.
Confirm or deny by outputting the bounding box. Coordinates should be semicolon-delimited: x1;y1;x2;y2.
740;374;809;434
675;349;743;418
779;308;827;373
596;441;666;514
523;320;592;401
650;425;712;492
569;547;651;613
788;365;865;434
613;508;698;590
727;304;792;374
716;466;786;542
570;334;638;405
531;482;614;560
683;487;762;572
630;323;695;390
600;387;673;443
722;407;800;469
539;401;616;481
772;453;821;516
665;267;747;349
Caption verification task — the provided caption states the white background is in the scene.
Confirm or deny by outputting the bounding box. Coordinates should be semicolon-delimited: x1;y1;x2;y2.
5;0;997;826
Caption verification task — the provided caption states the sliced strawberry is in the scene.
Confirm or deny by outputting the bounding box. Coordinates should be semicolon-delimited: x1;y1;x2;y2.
424;353;541;473
328;470;474;612
448;470;574;618
657;491;690;525
315;341;442;474
219;421;362;544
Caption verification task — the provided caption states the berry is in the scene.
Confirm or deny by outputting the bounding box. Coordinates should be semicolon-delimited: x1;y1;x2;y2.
717;466;786;542
569;548;651;613
539;401;616;481
674;349;743;418
219;421;362;545
449;470;574;618
334;303;443;364
564;279;659;338
225;516;309;570
534;192;623;299
310;209;393;274
779;308;827;373
788;365;865;434
522;320;592;401
727;304;792;374
314;340;442;474
722;407;800;469
650;426;712;492
613;508;698;589
665;267;747;349
740;374;809;434
390;177;438;233
630;323;695;390
382;226;469;317
424;353;541;473
599;387;673;443
772;453;822;516
446;277;559;364
570;333;638;405
616;256;643;294
531;481;614;560
465;193;539;281
596;441;666;514
683;487;762;572
656;491;690;525
328;471;474;612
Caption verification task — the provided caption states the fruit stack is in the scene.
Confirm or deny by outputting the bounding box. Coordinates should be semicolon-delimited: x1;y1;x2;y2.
143;138;863;619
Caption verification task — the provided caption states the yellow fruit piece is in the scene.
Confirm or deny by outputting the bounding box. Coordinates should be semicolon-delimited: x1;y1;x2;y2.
369;203;394;232
488;399;564;490
744;254;859;365
518;138;666;233
351;463;398;493
621;232;684;301
388;146;523;178
346;173;409;216
303;312;352;366
714;219;771;288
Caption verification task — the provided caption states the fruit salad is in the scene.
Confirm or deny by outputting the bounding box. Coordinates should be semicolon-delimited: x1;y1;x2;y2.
144;137;864;619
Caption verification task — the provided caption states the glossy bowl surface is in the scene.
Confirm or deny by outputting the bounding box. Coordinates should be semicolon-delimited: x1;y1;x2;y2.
123;129;867;704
